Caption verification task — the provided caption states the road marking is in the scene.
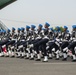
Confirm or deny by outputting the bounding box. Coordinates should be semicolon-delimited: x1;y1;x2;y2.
34;62;76;65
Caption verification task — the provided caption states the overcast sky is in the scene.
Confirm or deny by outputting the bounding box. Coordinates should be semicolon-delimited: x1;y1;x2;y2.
0;0;76;31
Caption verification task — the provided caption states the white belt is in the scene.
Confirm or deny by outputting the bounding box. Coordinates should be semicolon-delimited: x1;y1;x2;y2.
21;40;25;41
63;40;68;42
36;37;41;39
49;40;54;42
12;39;16;40
73;40;76;42
43;36;49;39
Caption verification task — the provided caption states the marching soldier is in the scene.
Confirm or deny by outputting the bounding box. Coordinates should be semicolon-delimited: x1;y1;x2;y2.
61;26;70;61
23;25;31;59
18;27;26;58
29;22;50;62
15;28;21;58
67;25;76;62
0;30;11;57
7;27;17;57
47;26;61;60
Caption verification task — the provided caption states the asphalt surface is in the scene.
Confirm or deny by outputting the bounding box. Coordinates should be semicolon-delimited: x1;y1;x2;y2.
0;57;76;75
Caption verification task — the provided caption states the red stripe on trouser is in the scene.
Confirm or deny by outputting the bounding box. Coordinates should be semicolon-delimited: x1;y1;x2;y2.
2;47;7;53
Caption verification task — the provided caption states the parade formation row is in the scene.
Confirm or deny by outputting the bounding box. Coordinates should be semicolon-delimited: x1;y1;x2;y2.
0;22;76;62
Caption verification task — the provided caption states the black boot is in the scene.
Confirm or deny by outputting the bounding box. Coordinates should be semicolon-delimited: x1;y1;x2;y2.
62;58;67;61
55;58;59;60
35;59;41;61
29;58;34;60
72;60;76;62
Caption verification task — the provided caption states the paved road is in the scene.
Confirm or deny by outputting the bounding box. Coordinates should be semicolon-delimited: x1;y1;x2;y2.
0;57;76;75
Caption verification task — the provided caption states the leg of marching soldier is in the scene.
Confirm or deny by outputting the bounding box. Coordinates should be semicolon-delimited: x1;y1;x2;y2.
35;39;49;62
21;41;26;58
33;39;42;61
24;42;30;59
30;39;49;47
29;48;34;60
34;45;42;61
48;42;54;59
18;41;25;58
29;40;35;60
25;40;34;59
61;42;69;61
0;46;1;56
0;40;9;57
29;39;41;60
37;39;49;62
6;40;15;57
10;45;15;57
68;42;76;62
0;46;4;57
29;39;49;62
16;41;21;58
42;43;48;62
54;44;60;60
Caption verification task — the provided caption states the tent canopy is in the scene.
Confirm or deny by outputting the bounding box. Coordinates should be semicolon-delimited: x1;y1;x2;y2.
0;0;17;9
